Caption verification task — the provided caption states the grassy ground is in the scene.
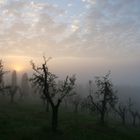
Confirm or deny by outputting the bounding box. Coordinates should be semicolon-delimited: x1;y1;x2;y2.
0;100;140;140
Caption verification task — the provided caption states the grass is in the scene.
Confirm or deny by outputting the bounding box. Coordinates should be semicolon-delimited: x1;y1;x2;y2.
0;100;140;140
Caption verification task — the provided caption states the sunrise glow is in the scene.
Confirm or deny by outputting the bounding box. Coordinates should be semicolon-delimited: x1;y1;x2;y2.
12;64;24;72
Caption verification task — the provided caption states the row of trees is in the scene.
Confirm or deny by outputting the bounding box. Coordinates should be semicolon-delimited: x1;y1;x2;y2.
67;74;140;126
0;58;140;132
7;70;30;103
29;57;140;130
0;59;76;132
0;62;30;103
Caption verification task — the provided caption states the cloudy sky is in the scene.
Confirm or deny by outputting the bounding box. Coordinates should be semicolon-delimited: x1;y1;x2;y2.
0;0;140;86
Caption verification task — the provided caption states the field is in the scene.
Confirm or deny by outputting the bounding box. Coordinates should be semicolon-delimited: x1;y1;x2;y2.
0;100;140;140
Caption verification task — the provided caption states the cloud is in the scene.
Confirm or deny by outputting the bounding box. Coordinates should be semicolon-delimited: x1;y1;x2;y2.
82;0;96;5
0;0;140;59
0;0;68;57
71;20;80;32
61;0;140;58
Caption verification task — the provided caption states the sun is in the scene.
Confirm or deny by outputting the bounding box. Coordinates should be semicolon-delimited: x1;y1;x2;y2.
13;64;24;72
5;56;30;72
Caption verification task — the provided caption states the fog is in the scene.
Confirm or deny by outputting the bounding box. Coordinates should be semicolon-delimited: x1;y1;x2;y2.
0;0;140;138
2;56;140;109
3;56;140;86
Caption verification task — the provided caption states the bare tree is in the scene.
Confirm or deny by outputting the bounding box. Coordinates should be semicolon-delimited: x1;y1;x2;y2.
81;97;93;114
4;70;19;103
9;70;19;103
30;57;76;132
88;72;117;125
0;60;6;92
20;73;30;100
130;111;138;126
128;98;138;126
71;94;82;113
114;103;128;125
136;112;140;125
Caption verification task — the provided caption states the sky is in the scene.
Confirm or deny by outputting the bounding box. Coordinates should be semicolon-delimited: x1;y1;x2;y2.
0;0;140;86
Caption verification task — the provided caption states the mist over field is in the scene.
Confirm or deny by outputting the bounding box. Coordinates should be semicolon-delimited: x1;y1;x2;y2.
0;0;140;139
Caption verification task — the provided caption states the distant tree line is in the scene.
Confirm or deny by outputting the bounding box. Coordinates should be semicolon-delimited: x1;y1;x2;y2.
0;60;30;103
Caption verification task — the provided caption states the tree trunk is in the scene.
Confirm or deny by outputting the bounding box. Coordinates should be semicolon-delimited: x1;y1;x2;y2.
133;116;136;126
100;100;106;125
74;104;78;113
100;87;107;125
52;106;59;132
10;94;14;103
64;100;68;109
100;111;105;124
46;99;50;112
122;114;126;125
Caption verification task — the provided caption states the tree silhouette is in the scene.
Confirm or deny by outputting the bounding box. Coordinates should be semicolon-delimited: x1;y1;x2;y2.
8;70;18;103
128;98;138;126
88;72;117;125
30;57;76;132
0;60;6;92
71;94;82;113
20;73;30;100
81;97;92;113
114;103;128;125
136;112;140;125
